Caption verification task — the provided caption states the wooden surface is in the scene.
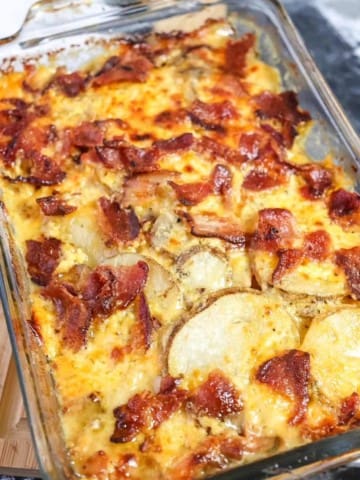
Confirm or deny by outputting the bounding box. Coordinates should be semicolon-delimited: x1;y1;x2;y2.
0;309;39;476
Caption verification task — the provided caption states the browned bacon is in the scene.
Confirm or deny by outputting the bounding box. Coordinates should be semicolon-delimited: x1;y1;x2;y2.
111;385;187;443
4;151;66;187
93;51;153;87
256;349;310;425
254;91;311;126
93;146;122;169
37;195;77;216
42;282;90;352
335;247;360;299
135;292;154;350
242;148;290;191
328;189;360;228
303;230;331;261
154;109;188;127
299;165;332;200
25;237;62;286
211;164;232;195
71;121;104;147
338;393;360;426
55;72;86;97
189;100;237;132
154;133;195;152
196;136;244;165
251;208;297;252
187;370;243;419
169;180;213;206
238;132;263;162
81;262;149;316
118;144;159;174
225;33;255;76
99;197;140;244
182;213;246;246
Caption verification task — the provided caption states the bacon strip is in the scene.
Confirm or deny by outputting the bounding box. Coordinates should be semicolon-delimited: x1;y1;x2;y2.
328;189;360;229
251;208;297;252
188;100;237;132
303;230;331;261
99;197;140;244
37;195;77;216
111;385;187;443
225;33;255;76
272;249;303;284
135;292;154;350
338;393;360;426
25;237;62;286
242;149;290;191
187;370;243;419
335;247;360;299
256;349;310;425
71;121;104;147
154;133;195;152
93;51;153;87
299;165;332;200
4;152;65;187
182;213;246;246
54;72;86;97
43;282;90;352
81;262;149;316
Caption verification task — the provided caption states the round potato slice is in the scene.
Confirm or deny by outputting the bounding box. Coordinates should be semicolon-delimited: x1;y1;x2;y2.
252;251;348;297
167;290;299;391
302;308;360;403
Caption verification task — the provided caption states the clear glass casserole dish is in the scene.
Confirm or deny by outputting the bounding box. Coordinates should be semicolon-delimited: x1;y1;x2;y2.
0;0;360;479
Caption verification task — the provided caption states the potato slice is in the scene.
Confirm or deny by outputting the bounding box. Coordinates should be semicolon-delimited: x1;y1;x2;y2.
252;251;348;297
167;290;299;391
302;307;360;403
176;247;232;304
105;253;183;324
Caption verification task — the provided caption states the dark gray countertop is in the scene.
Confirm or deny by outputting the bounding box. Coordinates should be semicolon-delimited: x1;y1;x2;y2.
0;1;358;480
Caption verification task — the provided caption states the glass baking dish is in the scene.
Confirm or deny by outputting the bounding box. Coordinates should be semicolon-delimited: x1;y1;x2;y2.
1;0;360;479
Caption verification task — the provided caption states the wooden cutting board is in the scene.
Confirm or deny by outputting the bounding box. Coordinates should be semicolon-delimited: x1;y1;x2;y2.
0;308;39;476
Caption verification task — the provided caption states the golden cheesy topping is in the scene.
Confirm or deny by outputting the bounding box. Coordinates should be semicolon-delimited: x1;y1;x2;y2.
1;18;360;480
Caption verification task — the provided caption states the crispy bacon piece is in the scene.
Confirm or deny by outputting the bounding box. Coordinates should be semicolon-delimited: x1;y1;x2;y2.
169;164;232;206
303;230;331;261
328;189;360;228
118;144;158;174
225;33;255;76
135;292;154;350
154;133;195;152
335;247;360;299
254;91;311;126
338;393;360;426
242;149;289;191
188;100;236;132
238;132;264;162
211;164;232;195
55;72;86;97
256;349;310;425
195;136;243;165
182;213;246;246
251;208;297;252
93;51;153;86
111;385;187;443
43;282;90;351
272;249;303;284
187;370;243;419
25;237;62;286
4;152;66;187
93;146;122;169
37;195;77;216
169;180;213;206
71;122;104;147
99;197;140;244
81;262;149;316
299;165;332;200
